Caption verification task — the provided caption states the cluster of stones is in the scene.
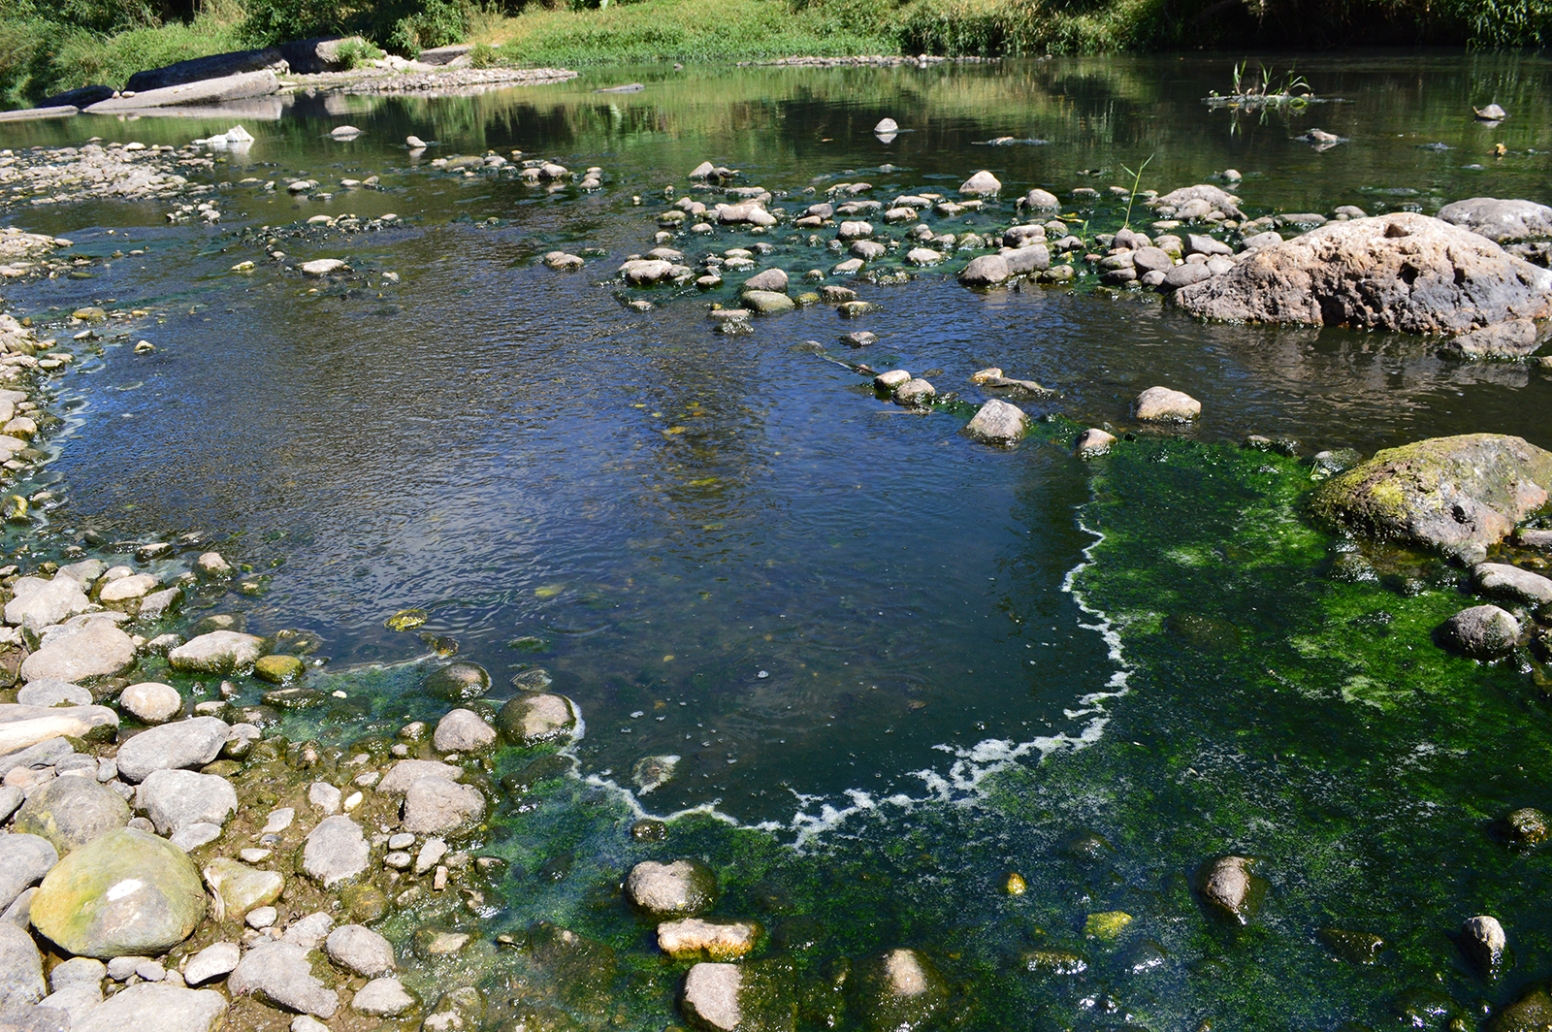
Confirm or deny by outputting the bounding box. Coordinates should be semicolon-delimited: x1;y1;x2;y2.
301;66;579;98
428;151;600;191
0;230;82;283
0;142;207;211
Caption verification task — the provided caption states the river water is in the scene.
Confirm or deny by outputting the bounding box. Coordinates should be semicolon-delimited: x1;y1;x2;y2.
5;50;1552;1031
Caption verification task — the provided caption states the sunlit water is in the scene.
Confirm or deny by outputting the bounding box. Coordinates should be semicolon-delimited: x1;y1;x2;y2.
5;51;1552;1030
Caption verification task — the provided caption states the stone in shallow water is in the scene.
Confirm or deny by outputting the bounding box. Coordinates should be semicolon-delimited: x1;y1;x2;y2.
964;399;1028;444
422;661;491;702
1461;914;1506;974
959;170;1001;196
352;977;416;1016
658;918;761;961
119;682;181;724
254;654;304;683
625;859;718;918
1193;855;1266;924
1439;605;1521;659
1074;428;1117;458
14;774;129;852
29;828;206;958
303;815;370;887
167;631;263;674
1134;386;1200;422
850;949;948;1032
432;709;496;753
496;694;578;746
1474;562;1552;605
20;619;137;683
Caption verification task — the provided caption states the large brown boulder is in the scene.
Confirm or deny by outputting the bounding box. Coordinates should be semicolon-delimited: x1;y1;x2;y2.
1172;213;1552;335
1309;433;1552;559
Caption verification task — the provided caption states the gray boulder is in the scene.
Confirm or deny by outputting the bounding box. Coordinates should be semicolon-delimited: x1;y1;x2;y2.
4;576;91;633
401;776;485;835
14;681;92;708
496;694;578;745
378;759;461;795
137;769;237;835
626;860;718;918
1151;184;1244;220
85;71;280;113
1194;855;1266;924
1437;197;1552;243
229;941;338;1017
0;922;45;1007
167;631;263;674
352;977;415;1016
964;400;1029;444
114;717;229;782
302;816;369;887
681;963;743;1032
1173;213;1552;334
0;706;117;763
13;776;129;852
183;942;240;986
0;835;58;911
73;982;227;1032
326;924;395;976
124;48;284;92
742;268;789;294
19;619;136;683
432;709;496;753
1000;244;1050;274
38;982;100;1025
1460;914;1506;973
1310;434;1552;557
1135;386;1201;422
1474;562;1552;605
48;958;105;992
29;828;205;958
1438;604;1521;659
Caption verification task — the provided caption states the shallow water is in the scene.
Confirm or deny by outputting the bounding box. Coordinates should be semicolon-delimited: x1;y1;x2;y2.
5;50;1552;1031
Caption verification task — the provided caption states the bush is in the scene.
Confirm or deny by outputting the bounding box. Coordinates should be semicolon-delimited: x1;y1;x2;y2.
240;0;468;53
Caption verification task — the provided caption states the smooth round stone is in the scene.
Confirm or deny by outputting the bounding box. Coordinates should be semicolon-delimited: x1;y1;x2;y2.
421;662;492;702
16;679;93;707
495;693;579;746
625;859;719;918
120;682;182;724
202;858;284;919
30;827;206;958
14;774;130;852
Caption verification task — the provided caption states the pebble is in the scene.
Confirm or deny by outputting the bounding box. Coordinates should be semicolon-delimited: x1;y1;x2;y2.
246;906;277;929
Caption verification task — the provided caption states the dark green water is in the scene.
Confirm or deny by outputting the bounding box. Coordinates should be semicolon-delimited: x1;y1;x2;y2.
4;50;1552;1031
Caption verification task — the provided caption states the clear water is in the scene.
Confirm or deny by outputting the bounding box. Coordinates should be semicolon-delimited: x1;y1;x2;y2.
5;50;1552;1031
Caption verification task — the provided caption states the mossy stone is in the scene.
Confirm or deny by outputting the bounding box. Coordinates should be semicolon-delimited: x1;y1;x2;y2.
1021;949;1089;975
254;654;304;684
849;949;948;1032
342;883;388;923
422;661;492;702
1320;928;1385;965
1084;911;1133;941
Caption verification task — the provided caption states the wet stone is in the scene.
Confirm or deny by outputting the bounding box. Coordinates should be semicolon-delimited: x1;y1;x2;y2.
167;631;263;674
1439;605;1521;659
1021;949;1088;975
422;662;491;702
1503;807;1549;844
1135;386;1201;422
1461;914;1506;974
1320;928;1385;965
851;949;948;1032
496;693;578;745
1194;855;1266;924
433;708;496;752
626;859;719;918
658;918;762;961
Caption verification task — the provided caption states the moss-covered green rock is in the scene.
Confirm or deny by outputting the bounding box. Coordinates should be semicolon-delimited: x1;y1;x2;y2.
1020;949;1089;975
422;661;492;702
253;654;304;684
31;827;205;957
496;693;578;745
1319;928;1385;965
1310;434;1552;559
202;858;283;919
1491;986;1552;1032
849;949;948;1032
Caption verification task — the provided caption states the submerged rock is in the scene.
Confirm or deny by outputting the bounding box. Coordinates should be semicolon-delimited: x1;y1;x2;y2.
1172;213;1552;334
1440;319;1548;361
1502;807;1549;844
1309;434;1552;558
1438;605;1521;659
1320;928;1385;965
1194;855;1266;924
850;949;949;1032
1491;987;1552;1032
30;828;205;958
1074;428;1117;457
680;960;795;1032
496;694;578;745
626;859;719;918
964;399;1029;444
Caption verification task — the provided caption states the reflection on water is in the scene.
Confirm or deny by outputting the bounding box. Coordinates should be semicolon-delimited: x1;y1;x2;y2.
2;52;1550;831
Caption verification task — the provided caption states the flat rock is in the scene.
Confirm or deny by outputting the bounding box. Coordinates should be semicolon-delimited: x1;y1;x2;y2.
1437;197;1552;243
229;941;338;1018
99;574;157;603
72;983;226;1032
0;706;118;763
378;759;461;794
0;922;44;1008
138;768;236;835
1310;434;1552;557
681;963;742;1032
1135;386;1201;422
84;71;280;113
626;859;718;918
1439;604;1521;659
14;681;92;708
1172;213;1552;334
19;620;137;684
658;918;761;961
29;828;205;958
326;925;395;977
167;631;263;674
964;399;1029;444
4;577;91;632
183;941;240;985
124;48;283;92
432;709;496;753
352;977;415;1016
303;816;369;887
114;717;229;782
401;776;485;835
1475;562;1552;605
14;776;129;852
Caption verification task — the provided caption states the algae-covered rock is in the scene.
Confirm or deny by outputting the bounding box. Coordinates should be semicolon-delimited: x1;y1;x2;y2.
1020;949;1089;975
849;949;949;1032
1310;434;1552;559
658;918;762;961
1439;604;1522;659
1491;986;1552;1032
14;775;129;852
680;959;797;1032
1503;807;1550;844
253;654;303;683
30;827;205;957
167;631;263;674
1084;911;1133;941
626;859;719;918
422;662;491;702
496;693;578;746
1319;928;1385;964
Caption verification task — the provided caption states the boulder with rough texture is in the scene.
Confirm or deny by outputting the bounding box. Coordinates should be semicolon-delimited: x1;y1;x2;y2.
1151;184;1244;220
964;400;1029;444
0;835;57;912
228;941;338;1018
13;775;129;852
1439;319;1547;361
1134;386;1201;422
959;255;1010;287
1194;855;1266;924
1439;605;1522;659
352;977;416;1016
30;828;205;958
114;717;230;781
325;924;395;976
167;631;263;674
138;768;236;835
302;816;369;887
850;949;948;1032
0;705;117;760
1475;562;1552;605
626;860;719;918
401;776;485;835
1437;198;1552;243
681;963;743;1032
73;983;227;1032
496;694;578;745
0;922;45;1007
378;759;461;794
19;619;137;683
1310;434;1552;557
1172;213;1552;334
658;919;762;961
432;709;496;753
